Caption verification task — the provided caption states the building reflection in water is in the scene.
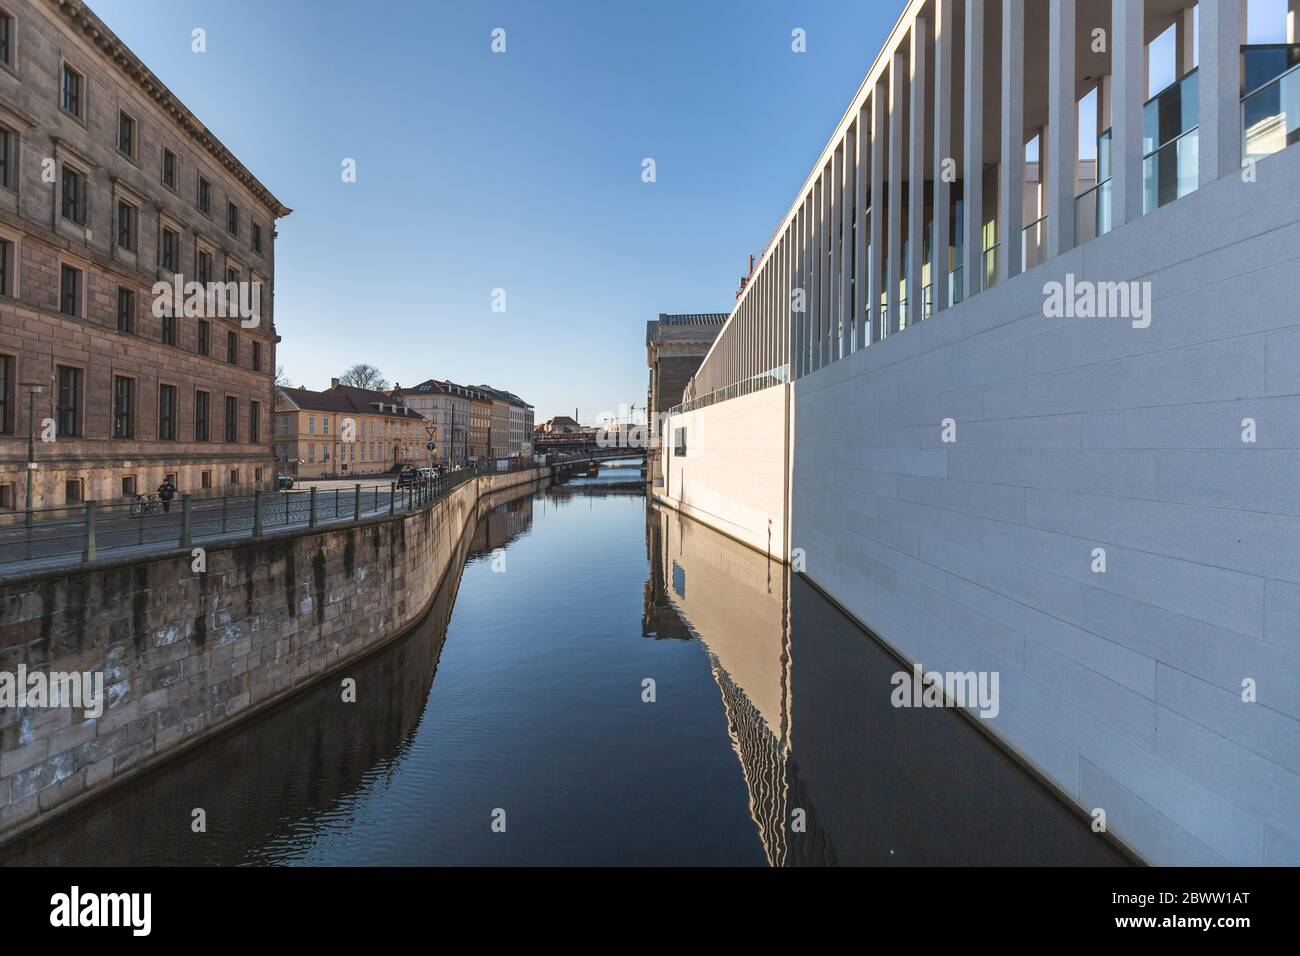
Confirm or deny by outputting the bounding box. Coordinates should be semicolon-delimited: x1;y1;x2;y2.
644;503;1130;867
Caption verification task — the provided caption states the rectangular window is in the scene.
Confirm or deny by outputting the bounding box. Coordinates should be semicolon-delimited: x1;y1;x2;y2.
673;427;687;457
0;126;13;190
117;200;135;250
250;401;261;443
112;375;133;438
251;340;262;372
195;389;209;441
121;476;136;498
61;64;82;117
158;384;176;440
308;415;315;435
0;237;10;296
65;479;83;505
116;286;133;333
198;249;212;284
0;353;12;434
161;227;178;270
255;466;263;483
226;330;238;364
1;483;16;509
56;365;81;437
227;201;239;235
252;222;262;253
59;264;80;316
118;111;134;158
61;166;86;224
225;396;237;442
197;319;210;356
308;443;315;463
201;470;211;490
161;313;176;346
229;468;239;486
198;177;211;214
162;148;176;188
0;12;11;68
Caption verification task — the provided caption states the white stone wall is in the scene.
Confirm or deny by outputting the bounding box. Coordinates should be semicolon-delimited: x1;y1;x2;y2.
656;384;790;559
792;145;1300;866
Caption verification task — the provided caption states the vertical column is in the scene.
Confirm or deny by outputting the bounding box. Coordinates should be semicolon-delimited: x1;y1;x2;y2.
821;166;832;363
1048;0;1077;257
1199;0;1243;185
999;0;1025;280
1110;0;1145;227
909;16;928;320
855;104;869;348
792;207;803;377
841;128;855;357
963;0;985;293
1175;6;1197;78
888;51;905;334
810;177;822;372
870;82;887;343
803;194;813;374
829;144;843;364
932;0;954;313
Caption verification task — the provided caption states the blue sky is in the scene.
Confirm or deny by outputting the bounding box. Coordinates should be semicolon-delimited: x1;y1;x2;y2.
92;0;899;421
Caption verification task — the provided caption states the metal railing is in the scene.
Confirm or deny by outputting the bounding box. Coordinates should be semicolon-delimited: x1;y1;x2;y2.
0;459;554;578
670;365;789;417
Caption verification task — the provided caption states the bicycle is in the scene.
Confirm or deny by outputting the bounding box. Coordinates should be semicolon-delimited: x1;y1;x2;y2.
130;494;160;516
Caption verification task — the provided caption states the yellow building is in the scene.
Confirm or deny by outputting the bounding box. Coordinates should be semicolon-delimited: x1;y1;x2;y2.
274;382;425;479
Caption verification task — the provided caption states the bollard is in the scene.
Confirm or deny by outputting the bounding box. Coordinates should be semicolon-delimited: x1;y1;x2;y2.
309;486;318;528
354;483;362;523
221;496;228;533
285;490;290;526
390;481;396;516
253;490;264;537
335;488;340;519
83;500;97;562
180;494;192;548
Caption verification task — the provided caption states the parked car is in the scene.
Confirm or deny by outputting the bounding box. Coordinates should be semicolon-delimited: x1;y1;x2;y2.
396;469;420;488
277;473;295;490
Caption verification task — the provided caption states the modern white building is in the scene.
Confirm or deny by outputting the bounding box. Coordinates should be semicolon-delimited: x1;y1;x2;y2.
659;0;1300;866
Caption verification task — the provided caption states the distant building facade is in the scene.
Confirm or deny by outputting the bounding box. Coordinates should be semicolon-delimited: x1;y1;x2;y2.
645;313;725;482
274;382;423;479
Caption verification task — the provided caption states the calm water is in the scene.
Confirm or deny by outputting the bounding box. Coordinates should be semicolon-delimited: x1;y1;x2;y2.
2;468;1127;866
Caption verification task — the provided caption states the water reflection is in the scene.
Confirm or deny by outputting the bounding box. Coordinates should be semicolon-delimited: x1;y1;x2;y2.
647;504;1130;866
2;478;1128;866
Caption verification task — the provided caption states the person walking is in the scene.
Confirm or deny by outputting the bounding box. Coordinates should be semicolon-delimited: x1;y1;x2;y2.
156;477;177;514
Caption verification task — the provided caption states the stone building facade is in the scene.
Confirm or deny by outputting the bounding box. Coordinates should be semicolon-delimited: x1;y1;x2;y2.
645;313;725;481
0;0;289;511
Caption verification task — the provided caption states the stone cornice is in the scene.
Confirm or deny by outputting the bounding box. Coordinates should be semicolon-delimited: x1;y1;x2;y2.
49;0;292;220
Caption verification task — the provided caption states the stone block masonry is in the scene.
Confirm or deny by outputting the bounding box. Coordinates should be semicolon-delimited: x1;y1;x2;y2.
0;466;550;843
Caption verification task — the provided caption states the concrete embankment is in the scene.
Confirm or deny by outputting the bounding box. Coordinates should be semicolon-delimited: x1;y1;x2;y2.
0;467;550;843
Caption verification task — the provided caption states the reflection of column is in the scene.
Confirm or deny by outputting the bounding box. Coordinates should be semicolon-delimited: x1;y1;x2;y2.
908;16;928;320
932;0;953;313
999;0;1025;281
1110;0;1145;227
1198;0;1242;186
963;0;985;293
1048;0;1078;258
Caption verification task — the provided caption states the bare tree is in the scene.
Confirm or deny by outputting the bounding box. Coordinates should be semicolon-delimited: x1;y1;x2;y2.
275;364;294;388
339;363;389;390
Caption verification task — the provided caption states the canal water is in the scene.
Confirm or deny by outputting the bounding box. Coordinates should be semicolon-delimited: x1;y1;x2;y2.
1;466;1127;866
